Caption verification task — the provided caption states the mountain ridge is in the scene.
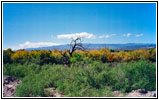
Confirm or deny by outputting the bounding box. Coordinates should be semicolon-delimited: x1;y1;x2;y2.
23;43;156;51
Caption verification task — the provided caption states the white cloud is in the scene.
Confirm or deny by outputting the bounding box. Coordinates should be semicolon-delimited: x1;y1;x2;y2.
13;41;60;50
123;33;131;37
98;34;111;39
98;35;105;39
105;35;110;38
57;32;96;39
135;34;144;37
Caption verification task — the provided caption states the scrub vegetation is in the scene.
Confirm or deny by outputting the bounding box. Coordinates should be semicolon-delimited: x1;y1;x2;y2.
3;47;156;97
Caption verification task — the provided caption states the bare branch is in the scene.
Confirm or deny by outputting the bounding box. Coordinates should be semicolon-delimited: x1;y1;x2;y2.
68;36;85;57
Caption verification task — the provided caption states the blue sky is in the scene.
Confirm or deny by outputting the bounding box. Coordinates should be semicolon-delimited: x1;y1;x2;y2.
3;3;156;50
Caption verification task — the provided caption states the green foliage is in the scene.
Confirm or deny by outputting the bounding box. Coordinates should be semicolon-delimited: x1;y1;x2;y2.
3;48;13;64
3;63;44;78
2;60;152;97
3;64;27;78
110;60;156;92
14;62;114;97
124;60;156;92
3;48;156;97
70;53;82;63
3;48;156;65
148;48;156;62
15;65;69;97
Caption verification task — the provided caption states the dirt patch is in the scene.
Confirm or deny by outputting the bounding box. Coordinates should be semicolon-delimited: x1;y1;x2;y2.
44;87;63;97
126;89;156;97
112;89;156;97
3;76;21;97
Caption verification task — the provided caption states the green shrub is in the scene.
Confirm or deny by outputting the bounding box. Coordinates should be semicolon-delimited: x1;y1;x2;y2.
3;63;46;78
3;49;13;64
70;53;82;63
3;64;27;78
3;60;155;97
15;65;69;97
123;60;156;92
111;60;156;92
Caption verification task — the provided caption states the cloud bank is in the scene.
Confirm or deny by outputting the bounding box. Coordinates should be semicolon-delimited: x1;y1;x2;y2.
13;41;60;50
57;32;96;39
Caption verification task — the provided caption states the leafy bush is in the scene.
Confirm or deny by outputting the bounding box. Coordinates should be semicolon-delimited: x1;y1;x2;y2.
3;64;27;78
3;48;156;65
3;49;13;64
70;53;82;63
15;65;69;97
123;60;156;92
11;60;156;97
110;60;156;92
148;48;156;62
3;63;44;78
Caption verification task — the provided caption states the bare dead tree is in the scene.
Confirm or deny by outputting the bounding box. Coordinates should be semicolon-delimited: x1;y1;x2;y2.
68;37;85;57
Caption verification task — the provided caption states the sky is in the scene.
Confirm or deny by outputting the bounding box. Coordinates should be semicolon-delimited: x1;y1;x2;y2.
3;3;156;50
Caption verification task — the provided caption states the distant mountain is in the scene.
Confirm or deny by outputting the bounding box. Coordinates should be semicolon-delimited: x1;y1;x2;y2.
24;43;156;51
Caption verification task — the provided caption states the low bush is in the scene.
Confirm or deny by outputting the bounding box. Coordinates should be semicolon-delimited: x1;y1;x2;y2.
110;60;156;92
70;53;82;63
9;60;156;97
3;64;27;78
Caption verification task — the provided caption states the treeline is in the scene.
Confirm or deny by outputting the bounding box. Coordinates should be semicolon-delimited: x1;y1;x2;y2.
3;48;156;65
